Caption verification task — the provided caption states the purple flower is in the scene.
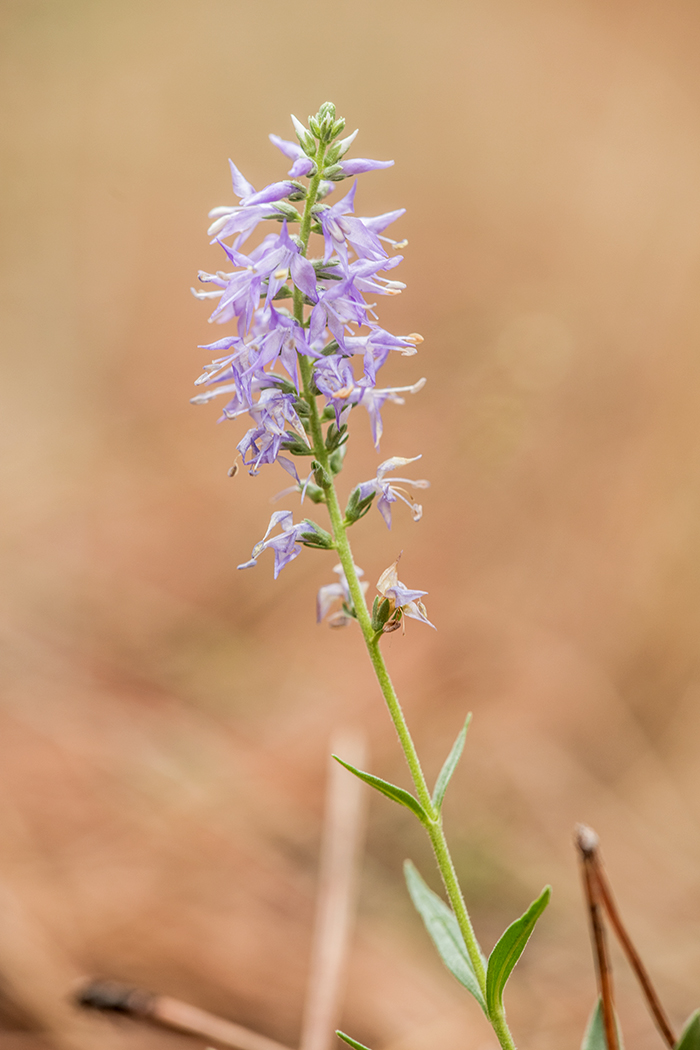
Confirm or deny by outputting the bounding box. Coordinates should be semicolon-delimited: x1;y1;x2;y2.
241;181;299;207
196;223;317;335
343;327;422;384
355;377;427;447
238;511;331;577
269;134;315;178
315;183;386;268
356;456;430;528
309;275;369;348
238;511;305;577
237;388;308;477
208;202;286;248
347;256;405;302
337;158;394;176
317;563;369;627
205;160;300;248
318;375;426;448
190;370;264;421
250;306;312;382
377;558;435;630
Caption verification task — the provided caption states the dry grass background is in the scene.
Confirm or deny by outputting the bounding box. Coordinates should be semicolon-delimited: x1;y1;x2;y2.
3;1;700;1049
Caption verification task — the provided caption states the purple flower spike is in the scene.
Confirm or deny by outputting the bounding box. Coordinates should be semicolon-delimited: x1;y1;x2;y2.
194;108;425;505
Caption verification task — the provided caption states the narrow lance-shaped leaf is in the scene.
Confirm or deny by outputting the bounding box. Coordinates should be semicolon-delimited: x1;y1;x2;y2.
404;860;487;1012
486;885;551;1021
581;998;625;1050
332;756;429;826
432;713;472;812
336;1032;372;1050
676;1011;700;1050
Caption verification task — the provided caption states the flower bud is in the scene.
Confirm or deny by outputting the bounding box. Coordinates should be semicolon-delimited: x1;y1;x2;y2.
291;114;316;156
317;102;336;122
328;445;347;476
311;460;332;489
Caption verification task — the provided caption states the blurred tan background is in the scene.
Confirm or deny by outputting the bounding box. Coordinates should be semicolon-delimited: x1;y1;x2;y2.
3;1;700;1049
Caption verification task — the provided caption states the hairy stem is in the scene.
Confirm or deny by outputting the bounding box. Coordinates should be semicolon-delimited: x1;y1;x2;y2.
291;142;517;1050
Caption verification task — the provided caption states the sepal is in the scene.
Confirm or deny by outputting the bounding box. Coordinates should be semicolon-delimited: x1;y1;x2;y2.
345;486;376;525
281;434;313;456
302;482;326;504
323;163;346;182
291;114;316;156
329;447;347;476
371;596;392;632
298;521;334;550
325;422;348;452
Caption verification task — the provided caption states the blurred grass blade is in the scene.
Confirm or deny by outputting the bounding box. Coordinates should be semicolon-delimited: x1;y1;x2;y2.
432;713;471;812
332;756;428;825
404;860;487;1012
675;1011;700;1050
486;885;550;1020
581;998;626;1050
336;1032;372;1050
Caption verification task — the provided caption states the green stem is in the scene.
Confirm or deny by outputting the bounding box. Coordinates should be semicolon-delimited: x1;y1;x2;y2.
290;138;516;1050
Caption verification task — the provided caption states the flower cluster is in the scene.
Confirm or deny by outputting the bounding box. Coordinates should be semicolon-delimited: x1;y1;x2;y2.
193;104;432;627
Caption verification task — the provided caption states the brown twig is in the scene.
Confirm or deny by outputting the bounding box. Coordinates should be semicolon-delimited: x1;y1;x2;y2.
78;733;368;1050
77;979;295;1050
577;825;676;1049
300;732;368;1050
576;824;620;1050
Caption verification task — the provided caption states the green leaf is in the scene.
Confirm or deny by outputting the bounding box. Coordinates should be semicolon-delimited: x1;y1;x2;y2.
581;999;606;1050
486;885;550;1020
676;1011;700;1050
336;1032;372;1050
581;997;625;1050
404;860;487;1012
332;756;429;825
432;714;471;812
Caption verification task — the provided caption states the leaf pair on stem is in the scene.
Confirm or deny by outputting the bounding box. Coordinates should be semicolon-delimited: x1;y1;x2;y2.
335;713;550;1044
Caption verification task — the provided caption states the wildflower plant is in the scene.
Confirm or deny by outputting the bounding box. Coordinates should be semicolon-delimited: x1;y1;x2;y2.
191;103;550;1050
